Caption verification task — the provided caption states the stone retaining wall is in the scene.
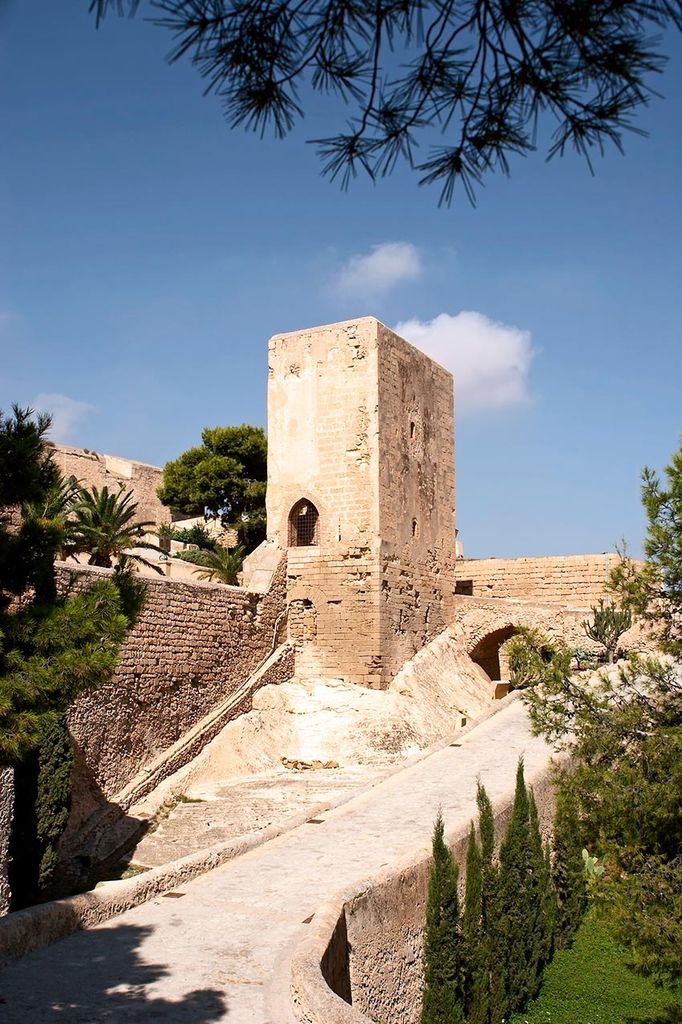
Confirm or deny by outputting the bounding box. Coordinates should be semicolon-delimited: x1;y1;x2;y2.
455;554;617;606
290;762;557;1024
59;558;287;824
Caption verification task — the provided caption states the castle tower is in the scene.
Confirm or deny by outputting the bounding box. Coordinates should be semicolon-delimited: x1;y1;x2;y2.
264;317;456;689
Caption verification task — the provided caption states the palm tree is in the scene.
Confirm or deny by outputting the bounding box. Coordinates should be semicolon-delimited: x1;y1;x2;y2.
21;474;81;560
191;544;244;585
70;485;163;572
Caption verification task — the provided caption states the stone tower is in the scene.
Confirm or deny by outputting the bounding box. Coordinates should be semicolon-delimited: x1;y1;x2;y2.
256;316;456;689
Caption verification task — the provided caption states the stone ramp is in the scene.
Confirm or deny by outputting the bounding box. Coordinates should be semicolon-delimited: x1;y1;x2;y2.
0;697;554;1024
132;766;386;868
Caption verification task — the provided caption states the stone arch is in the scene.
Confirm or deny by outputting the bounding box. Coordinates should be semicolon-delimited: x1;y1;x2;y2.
468;624;519;681
288;498;320;547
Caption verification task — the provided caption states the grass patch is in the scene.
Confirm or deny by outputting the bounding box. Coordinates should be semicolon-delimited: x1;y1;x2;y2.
509;916;678;1024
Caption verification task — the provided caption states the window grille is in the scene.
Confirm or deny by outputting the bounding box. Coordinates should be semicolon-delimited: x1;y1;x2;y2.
288;499;320;547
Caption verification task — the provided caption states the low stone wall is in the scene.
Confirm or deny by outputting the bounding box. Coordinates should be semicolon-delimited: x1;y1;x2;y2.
58;558;287;833
290;762;557;1024
455;554;617;606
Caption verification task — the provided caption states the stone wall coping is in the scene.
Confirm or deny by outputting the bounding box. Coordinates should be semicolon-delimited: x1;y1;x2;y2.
49;442;163;473
458;552;617;563
453;593;592;613
55;559;259;596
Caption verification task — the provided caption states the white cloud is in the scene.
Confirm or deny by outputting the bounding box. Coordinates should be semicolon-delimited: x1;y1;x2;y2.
394;311;535;412
334;241;422;297
31;393;95;443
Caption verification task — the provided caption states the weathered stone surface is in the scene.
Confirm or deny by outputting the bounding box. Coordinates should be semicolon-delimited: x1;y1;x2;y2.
456;553;620;605
264;317;456;689
61;558;287;808
49;443;169;527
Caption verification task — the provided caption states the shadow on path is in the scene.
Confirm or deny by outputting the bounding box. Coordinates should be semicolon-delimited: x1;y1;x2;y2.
0;921;227;1022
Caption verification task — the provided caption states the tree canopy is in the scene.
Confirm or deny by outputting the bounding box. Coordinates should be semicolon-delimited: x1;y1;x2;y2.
0;407;145;764
522;434;682;988
92;0;681;203
158;424;267;551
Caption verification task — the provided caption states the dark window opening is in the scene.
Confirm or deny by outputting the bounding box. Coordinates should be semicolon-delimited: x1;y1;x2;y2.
288;499;320;547
455;579;474;595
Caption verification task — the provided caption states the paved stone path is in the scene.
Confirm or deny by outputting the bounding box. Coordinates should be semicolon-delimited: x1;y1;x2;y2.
0;699;553;1023
133;766;387;868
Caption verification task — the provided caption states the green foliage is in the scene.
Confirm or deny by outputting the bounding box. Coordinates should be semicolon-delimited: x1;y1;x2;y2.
70;484;161;571
0;578;130;762
462;823;488;1024
0;407;63;606
505;628;559;690
498;761;536;1014
421;812;465;1024
476;780;506;1024
176;544;245;584
523;437;682;993
8;713;75;908
552;782;588;949
158;425;267;553
94;0;682;206
609;436;682;659
582;598;632;663
508;915;678;1024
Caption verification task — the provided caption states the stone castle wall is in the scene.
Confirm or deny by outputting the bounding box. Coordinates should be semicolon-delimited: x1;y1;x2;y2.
59;559;287;824
267;319;386;687
266;318;456;689
50;444;169;527
377;323;456;680
455;553;616;606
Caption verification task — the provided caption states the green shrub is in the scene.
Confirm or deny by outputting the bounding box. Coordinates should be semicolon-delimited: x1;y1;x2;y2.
582;598;632;663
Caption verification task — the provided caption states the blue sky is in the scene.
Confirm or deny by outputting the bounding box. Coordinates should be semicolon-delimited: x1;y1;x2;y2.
1;3;680;557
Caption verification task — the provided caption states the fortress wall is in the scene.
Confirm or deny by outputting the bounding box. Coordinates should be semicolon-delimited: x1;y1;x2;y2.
455;553;617;606
49;444;169;527
59;559;287;815
377;324;457;679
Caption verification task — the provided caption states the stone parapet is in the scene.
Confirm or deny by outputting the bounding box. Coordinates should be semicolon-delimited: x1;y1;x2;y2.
456;553;619;606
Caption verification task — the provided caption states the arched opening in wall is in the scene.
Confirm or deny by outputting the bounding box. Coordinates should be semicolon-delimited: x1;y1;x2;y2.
469;625;518;682
288;499;320;547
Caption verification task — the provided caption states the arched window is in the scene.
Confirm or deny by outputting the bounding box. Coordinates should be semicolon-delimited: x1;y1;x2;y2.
288;499;320;547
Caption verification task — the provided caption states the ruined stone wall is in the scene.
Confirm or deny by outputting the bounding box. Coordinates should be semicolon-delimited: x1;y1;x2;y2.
59;559;287;823
377;324;456;679
456;553;616;606
50;444;169;526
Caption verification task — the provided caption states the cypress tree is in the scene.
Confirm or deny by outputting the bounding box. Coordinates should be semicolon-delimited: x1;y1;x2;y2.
552;782;588;947
477;781;505;1024
497;759;533;1017
527;792;555;996
422;812;465;1024
462;822;487;1024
